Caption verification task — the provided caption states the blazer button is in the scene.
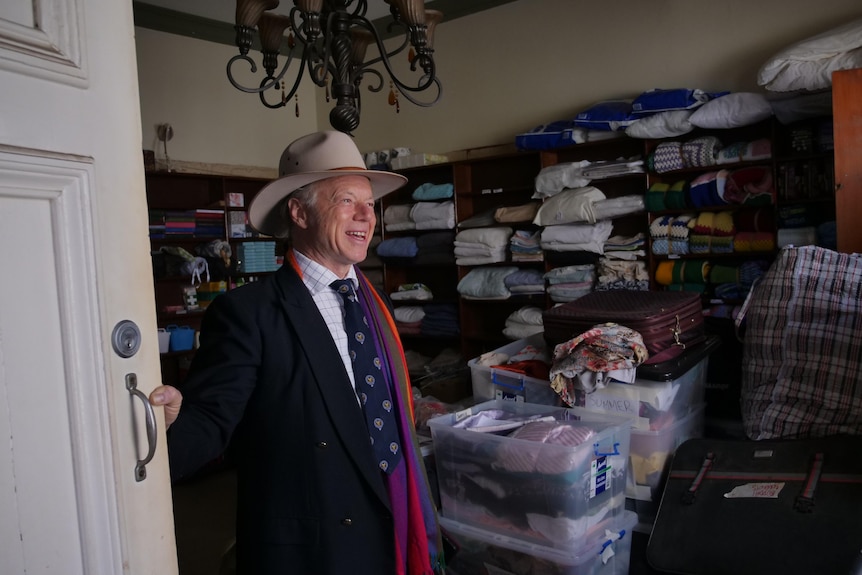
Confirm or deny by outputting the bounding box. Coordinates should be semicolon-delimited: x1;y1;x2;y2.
341;518;353;526
317;441;328;449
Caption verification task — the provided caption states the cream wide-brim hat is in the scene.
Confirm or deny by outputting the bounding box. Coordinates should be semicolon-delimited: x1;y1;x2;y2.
249;131;407;237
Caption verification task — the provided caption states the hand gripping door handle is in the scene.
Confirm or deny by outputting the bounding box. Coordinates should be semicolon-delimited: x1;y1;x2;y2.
126;373;157;481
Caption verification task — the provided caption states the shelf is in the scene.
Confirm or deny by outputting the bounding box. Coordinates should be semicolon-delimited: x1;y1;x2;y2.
460;294;547;305
651;251;775;260
160;349;196;359
398;333;460;342
775;151;834;163
648;204;774;216
151;236;224;244
147;172;271;386
461;186;534;198
158;309;207;319
649;159;772;177
392;297;460;306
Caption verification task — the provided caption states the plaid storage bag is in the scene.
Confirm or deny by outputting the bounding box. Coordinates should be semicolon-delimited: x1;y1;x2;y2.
740;245;862;440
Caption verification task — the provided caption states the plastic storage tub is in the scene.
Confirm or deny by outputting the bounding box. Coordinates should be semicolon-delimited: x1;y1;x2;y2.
157;328;171;354
562;336;718;430
626;403;706;523
166;324;195;352
428;399;631;550
469;333;559;405
442;510;637;575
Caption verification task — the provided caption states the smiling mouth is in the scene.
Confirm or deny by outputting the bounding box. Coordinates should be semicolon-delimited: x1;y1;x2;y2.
346;231;367;240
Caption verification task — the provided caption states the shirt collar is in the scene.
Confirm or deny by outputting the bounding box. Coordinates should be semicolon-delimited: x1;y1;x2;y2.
292;248;358;296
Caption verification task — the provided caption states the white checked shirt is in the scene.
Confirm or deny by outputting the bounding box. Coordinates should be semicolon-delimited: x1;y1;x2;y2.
293;250;361;402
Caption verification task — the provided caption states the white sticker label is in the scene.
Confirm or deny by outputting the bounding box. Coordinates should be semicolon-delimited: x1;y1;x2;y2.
584;386;639;417
723;482;785;499
590;456;611;497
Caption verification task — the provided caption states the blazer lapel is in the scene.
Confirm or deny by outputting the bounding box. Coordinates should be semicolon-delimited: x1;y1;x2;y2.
272;266;391;507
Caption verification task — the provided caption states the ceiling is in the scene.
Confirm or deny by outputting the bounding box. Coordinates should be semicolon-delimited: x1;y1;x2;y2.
133;0;518;50
140;0;392;26
136;0;515;27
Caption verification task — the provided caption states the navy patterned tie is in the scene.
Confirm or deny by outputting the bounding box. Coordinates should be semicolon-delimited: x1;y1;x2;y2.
331;279;402;474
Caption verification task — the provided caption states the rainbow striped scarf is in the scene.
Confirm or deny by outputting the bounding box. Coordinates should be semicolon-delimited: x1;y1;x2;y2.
354;267;444;574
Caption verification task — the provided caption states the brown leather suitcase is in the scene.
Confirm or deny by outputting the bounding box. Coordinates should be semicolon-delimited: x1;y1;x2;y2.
542;290;705;364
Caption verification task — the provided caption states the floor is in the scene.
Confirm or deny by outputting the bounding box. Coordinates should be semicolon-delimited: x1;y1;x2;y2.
171;465;237;575
168;461;669;575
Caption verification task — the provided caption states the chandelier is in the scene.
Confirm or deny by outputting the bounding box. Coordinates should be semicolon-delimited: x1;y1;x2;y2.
228;0;443;134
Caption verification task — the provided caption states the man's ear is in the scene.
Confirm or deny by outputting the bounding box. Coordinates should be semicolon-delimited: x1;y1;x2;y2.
288;197;310;230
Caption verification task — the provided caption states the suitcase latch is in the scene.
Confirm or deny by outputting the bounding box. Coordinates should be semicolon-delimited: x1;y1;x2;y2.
671;315;686;349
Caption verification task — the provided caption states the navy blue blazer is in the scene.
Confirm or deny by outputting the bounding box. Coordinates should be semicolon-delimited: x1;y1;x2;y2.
168;264;399;574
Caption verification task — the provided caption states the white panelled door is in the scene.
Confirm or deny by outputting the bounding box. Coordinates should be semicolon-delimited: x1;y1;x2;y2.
0;0;177;574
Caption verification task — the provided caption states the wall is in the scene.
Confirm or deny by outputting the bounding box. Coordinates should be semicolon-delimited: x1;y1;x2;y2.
136;27;318;176
135;0;862;170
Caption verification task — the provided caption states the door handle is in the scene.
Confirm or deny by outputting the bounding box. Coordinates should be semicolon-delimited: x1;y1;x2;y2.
126;373;157;481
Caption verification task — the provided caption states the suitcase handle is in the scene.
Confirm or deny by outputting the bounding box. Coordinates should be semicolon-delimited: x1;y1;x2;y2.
794;452;824;513
670;314;685;349
682;451;715;505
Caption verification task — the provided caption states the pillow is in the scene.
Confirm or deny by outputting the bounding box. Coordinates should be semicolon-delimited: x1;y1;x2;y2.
758;18;862;92
689;93;773;129
532;186;606;226
768;91;833;124
631;88;728;116
625;110;695;139
515;120;586;150
573;100;637;131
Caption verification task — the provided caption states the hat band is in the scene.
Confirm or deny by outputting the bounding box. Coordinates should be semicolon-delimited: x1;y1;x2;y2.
331;166;368;172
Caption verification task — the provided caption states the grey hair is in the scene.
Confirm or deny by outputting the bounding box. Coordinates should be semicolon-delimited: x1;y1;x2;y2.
271;180;322;239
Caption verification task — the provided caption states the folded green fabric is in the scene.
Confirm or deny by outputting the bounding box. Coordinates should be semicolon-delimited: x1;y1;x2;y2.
646;182;669;212
666;180;689;209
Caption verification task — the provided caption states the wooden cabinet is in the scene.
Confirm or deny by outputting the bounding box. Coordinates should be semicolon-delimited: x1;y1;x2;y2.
383;140;653;363
146;171;273;385
832;67;862;254
773;116;836;246
450;151;545;360
376;163;461;363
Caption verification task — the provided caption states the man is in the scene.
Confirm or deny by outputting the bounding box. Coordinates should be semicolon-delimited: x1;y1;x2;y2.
149;131;445;574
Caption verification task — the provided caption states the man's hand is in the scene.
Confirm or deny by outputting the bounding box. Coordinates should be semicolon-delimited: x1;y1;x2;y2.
149;385;182;428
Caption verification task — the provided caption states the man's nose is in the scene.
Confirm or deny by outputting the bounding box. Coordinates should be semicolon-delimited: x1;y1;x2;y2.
356;203;375;218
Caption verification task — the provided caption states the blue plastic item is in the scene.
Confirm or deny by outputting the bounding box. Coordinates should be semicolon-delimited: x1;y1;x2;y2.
166;324;195;352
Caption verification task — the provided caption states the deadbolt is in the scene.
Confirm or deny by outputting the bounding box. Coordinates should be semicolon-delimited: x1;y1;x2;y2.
112;319;142;358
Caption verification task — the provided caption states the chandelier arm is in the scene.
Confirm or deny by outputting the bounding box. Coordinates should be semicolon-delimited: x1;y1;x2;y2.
258;85;287;109
227;46;305;94
348;0;368;19
357;67;385;94
258;52;310;109
357;45;436;94
392;75;442;107
352;16;411;70
348;16;435;95
305;9;338;88
392;57;436;93
287;6;310;46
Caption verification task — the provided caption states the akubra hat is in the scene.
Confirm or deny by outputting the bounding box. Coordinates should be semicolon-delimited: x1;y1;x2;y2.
249;131;407;237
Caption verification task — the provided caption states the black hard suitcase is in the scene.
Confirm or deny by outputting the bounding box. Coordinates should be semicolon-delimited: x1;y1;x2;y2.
542;290;705;364
647;436;862;575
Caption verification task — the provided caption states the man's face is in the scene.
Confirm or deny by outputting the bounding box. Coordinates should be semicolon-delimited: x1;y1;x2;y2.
290;175;377;276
